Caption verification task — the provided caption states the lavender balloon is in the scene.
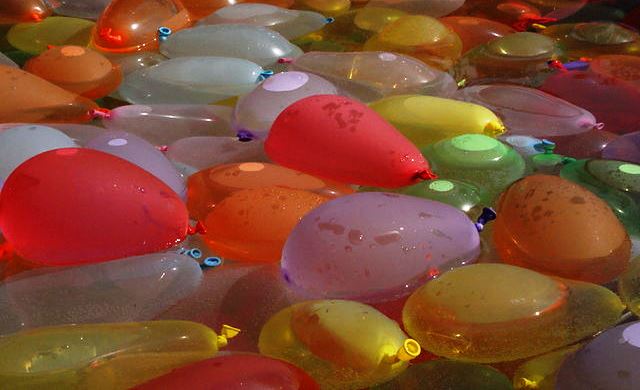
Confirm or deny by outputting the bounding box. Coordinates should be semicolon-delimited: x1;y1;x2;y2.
86;131;186;199
602;131;640;164
281;192;480;303
232;71;338;139
556;321;640;390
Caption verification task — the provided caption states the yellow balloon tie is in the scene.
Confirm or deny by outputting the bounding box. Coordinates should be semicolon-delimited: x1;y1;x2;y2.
216;324;241;348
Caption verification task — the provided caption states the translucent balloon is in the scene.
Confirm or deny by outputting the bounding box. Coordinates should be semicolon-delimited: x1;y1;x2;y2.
102;104;234;145
92;0;192;53
590;55;640;89
282;192;480;302
118;57;264;104
105;51;168;76
556;321;640;390
203;186;328;262
166;136;269;172
440;16;515;53
0;321;238;389
374;360;513;390
188;162;353;220
0;52;18;68
512;344;582;390
542;22;640;60
0;122;107;146
351;7;407;33
233;71;339;139
0;0;53;24
181;0;295;20
0;65;100;123
133;353;320;389
54;0;112;19
0;125;77;188
363;15;463;70
452;32;562;87
0;253;201;335
421;134;525;204
365;0;465;17
259;300;420;389
265;95;434;188
370;95;506;147
403;263;625;362
86;131;187;199
494;174;630;284
0;148;189;266
602;131;640;164
199;4;327;40
560;159;640;237
288;51;457;102
395;179;485;218
24;45;122;99
7;16;94;55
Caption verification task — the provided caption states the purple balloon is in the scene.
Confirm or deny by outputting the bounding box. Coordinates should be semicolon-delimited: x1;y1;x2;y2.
602;131;640;164
281;192;480;303
86;131;186;199
556;321;640;390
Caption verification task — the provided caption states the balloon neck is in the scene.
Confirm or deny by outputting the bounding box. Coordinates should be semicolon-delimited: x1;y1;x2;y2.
237;130;255;142
325;17;335;24
258;70;275;81
384;339;421;364
156;145;169;152
484;122;506;137
594;122;605;130
534;139;556;155
158;26;172;42
475;207;497;232
187;221;207;236
414;169;438;181
278;57;293;64
547;60;567;72
201;257;222;269
216;324;241;349
90;108;111;120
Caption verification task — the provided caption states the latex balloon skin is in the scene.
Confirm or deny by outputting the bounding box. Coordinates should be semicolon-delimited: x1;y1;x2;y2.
160;25;302;67
103;104;234;145
188;162;352;220
203;186;327;262
233;71;339;139
403;263;625;362
440;16;516;53
0;0;53;24
589;55;640;90
118;57;264;104
181;0;295;20
0;65;98;123
602;131;640;164
370;95;506;147
560;159;640;237
421;134;526;204
24;45;122;99
133;353;320;389
365;0;465;17
374;360;513;390
512;344;582;390
542;22;640;60
282;192;480;302
555;321;640;390
619;257;640;316
0;253;202;335
294;0;350;16
452;0;542;27
452;32;563;87
92;0;192;53
0;321;232;389
86;131;187;199
54;0;112;20
0;125;77;187
105;51;167;76
167;137;269;172
288;51;457;102
493;174;630;284
259;300;419;389
363;15;463;70
7;16;95;55
265;95;434;188
0;148;189;266
0;52;18;68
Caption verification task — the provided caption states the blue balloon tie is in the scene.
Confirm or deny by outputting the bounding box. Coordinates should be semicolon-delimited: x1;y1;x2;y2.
158;26;172;41
533;139;556;154
187;248;202;259
201;257;222;268
563;60;590;71
325;17;335;23
475;207;497;232
258;70;274;81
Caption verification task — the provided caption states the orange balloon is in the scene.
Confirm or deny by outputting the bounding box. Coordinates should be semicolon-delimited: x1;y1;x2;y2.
24;46;123;99
181;0;294;20
440;16;515;54
92;0;192;53
0;0;52;24
203;186;327;262
0;65;97;123
188;162;353;221
493;174;630;284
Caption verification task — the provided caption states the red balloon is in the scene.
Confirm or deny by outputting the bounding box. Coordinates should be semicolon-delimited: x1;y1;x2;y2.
265;95;435;188
133;353;320;390
0;148;188;266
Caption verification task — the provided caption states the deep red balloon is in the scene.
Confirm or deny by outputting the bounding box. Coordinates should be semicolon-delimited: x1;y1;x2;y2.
0;148;188;266
265;95;434;188
133;353;320;390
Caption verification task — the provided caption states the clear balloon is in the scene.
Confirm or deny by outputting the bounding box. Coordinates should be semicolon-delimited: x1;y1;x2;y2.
54;0;112;19
0;0;53;24
166;136;269;172
542;22;640;60
365;0;465;17
105;51;168;77
181;0;295;20
7;16;95;55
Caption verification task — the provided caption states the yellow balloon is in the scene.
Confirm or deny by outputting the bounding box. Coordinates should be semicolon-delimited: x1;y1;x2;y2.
403;264;624;363
369;95;506;147
259;300;420;389
7;16;94;55
0;321;240;389
354;7;406;33
619;256;640;316
296;0;351;16
512;344;582;390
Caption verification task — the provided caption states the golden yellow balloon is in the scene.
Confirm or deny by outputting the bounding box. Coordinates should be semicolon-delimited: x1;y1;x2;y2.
259;300;420;389
369;95;505;147
295;0;350;16
354;7;406;33
512;344;582;390
619;256;640;316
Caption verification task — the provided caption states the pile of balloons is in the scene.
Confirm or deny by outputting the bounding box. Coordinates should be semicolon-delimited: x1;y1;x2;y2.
0;0;639;388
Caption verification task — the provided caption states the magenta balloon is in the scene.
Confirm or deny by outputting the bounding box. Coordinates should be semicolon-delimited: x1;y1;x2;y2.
86;131;186;199
232;71;338;139
281;192;481;303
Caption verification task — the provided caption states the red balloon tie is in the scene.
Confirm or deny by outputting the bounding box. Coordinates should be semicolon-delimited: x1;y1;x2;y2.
278;57;293;64
157;145;169;152
187;221;207;236
414;170;438;181
90;108;112;120
547;60;568;72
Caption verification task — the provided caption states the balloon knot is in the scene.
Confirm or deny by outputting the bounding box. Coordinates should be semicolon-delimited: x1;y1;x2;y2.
201;257;223;268
278;57;293;64
512;15;557;32
187;221;207;235
258;70;275;81
594;122;605;130
90;108;111;119
475;207;497;232
414;170;438;181
237;130;255;142
157;145;169;152
533;139;556;154
47;45;57;50
158;26;172;41
547;60;567;72
325;17;335;23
